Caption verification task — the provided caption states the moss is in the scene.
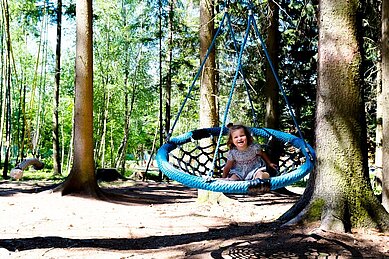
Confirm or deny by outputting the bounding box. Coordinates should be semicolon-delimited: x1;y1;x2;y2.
304;198;326;222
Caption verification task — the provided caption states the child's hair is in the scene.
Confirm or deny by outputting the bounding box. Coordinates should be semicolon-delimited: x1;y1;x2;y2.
226;124;253;149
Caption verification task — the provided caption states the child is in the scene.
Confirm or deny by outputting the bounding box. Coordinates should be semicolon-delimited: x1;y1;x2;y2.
222;124;277;182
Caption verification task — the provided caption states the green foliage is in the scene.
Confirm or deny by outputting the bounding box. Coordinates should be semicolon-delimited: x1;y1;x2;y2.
360;0;381;155
0;0;380;178
278;0;318;142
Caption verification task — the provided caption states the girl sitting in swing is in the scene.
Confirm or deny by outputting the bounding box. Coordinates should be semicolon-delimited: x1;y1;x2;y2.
222;124;277;183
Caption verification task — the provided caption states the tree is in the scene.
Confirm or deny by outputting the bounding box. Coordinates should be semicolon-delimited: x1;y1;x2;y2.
60;0;98;196
164;0;174;138
264;0;279;130
199;0;217;128
382;0;389;211
280;0;389;232
1;0;12;179
53;0;62;175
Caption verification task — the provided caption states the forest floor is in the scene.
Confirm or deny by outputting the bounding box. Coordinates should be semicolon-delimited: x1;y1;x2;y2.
0;179;388;258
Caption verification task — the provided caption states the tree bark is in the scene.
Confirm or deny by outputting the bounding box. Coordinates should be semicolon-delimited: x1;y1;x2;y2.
60;0;98;197
2;0;12;179
53;0;62;175
375;55;383;171
382;0;389;211
264;0;280;130
164;0;174;137
158;0;164;180
98;91;110;168
199;0;217;129
281;0;389;232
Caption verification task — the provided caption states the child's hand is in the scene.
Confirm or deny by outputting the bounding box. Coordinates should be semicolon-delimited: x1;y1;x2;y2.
269;163;278;170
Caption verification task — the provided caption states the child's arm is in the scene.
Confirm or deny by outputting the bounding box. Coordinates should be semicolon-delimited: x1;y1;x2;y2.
258;150;278;170
222;160;234;178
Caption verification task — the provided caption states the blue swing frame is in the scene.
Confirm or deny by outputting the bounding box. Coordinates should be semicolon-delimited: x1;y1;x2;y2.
157;127;315;194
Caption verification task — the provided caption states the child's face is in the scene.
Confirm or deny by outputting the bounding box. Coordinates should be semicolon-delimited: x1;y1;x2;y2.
231;128;248;151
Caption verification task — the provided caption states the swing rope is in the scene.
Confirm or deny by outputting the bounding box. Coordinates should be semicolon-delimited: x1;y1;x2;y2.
166;12;229;142
246;0;313;159
156;0;316;193
208;6;253;179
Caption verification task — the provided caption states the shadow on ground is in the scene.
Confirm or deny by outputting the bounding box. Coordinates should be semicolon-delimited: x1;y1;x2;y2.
0;224;385;258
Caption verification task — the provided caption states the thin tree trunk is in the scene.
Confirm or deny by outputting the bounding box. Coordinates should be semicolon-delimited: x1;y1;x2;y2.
20;74;26;162
0;5;6;171
53;0;62;175
164;0;174;137
115;67;129;171
99;90;110;168
381;0;389;211
375;56;382;170
115;47;142;171
158;0;164;181
2;0;11;179
65;108;74;176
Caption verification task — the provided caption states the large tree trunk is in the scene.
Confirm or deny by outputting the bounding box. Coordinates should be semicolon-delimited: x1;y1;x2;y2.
53;0;62;175
264;0;283;177
199;0;217;129
60;0;98;197
264;0;279;130
382;0;389;211
281;0;389;232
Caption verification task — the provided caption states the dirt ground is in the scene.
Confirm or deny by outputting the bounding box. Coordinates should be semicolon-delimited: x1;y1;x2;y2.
0;179;388;259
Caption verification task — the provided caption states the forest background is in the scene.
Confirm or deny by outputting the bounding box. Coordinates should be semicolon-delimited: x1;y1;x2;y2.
0;0;381;181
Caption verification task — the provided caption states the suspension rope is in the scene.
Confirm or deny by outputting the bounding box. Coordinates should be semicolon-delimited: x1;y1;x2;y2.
169;0;314;177
167;11;229;141
246;1;313;160
208;10;253;179
226;12;259;127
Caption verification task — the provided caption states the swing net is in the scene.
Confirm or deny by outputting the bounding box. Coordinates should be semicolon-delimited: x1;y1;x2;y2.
156;0;316;194
157;127;315;194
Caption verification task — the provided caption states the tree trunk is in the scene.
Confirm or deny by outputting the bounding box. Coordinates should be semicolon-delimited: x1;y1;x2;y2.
53;0;62;175
164;0;174;137
98;91;110;168
375;55;382;170
264;0;283;176
199;0;217;129
264;0;280;130
60;0;98;197
115;47;142;171
281;0;389;232
158;0;164;181
116;64;130;172
2;0;11;179
382;0;389;211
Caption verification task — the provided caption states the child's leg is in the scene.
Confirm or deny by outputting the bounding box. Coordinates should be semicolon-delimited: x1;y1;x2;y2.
249;170;271;194
253;170;270;180
224;174;240;181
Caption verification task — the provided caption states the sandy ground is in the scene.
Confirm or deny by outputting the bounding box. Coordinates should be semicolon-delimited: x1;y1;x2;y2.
0;180;388;258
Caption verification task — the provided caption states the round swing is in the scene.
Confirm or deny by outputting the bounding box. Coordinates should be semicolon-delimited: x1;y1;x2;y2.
156;1;315;194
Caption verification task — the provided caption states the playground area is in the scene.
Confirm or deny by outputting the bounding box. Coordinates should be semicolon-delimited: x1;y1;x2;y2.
0;179;388;258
